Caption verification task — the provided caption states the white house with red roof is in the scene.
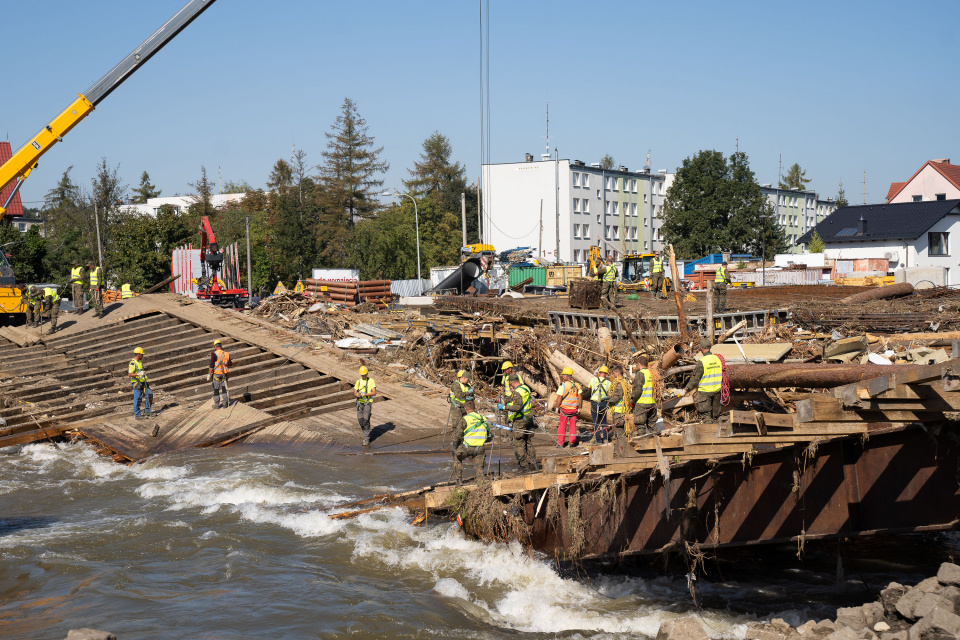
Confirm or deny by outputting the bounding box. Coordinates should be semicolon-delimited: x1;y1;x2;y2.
886;159;960;204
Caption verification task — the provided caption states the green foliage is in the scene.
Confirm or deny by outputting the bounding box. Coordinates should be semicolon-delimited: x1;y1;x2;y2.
662;150;788;259
0;221;47;284
779;162;811;191
222;179;255;194
107;206;191;290
600;154;615;170
318;98;388;266
132;171;161;203
836;181;849;208
188;166;216;222
808;229;825;253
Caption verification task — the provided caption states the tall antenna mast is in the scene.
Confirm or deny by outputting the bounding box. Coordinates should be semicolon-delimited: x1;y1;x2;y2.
545;102;550;159
778;154;782;186
863;171;867;204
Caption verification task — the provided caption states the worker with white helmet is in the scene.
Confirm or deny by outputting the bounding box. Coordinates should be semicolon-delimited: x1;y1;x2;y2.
206;339;231;409
554;367;583;448
129;346;151;419
354;365;377;445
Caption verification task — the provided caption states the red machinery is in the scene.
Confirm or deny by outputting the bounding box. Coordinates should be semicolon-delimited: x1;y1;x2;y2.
197;216;248;308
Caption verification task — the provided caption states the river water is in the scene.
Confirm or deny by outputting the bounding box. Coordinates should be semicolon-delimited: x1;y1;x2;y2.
0;442;953;639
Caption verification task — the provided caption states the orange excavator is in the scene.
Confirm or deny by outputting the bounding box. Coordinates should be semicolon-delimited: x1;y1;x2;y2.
196;216;247;308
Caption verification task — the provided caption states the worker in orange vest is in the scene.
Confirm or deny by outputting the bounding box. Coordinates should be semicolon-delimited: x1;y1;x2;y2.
206;339;231;409
554;367;583;448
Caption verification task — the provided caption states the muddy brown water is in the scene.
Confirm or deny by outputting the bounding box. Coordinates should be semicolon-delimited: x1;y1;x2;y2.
0;441;953;639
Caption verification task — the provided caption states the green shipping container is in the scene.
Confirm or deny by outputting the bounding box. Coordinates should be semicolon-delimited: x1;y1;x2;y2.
508;266;546;287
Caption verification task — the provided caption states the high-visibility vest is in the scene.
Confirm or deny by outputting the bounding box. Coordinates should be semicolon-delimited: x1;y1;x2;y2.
129;358;148;385
121;284;134;299
652;258;664;274
637;369;656;406
43;287;60;303
450;381;473;406
213;349;231;375
25;289;38;305
588;376;610;402
699;354;723;393
354;378;376;403
610;379;630;414
509;385;533;422
503;371;524;398
89;267;101;287
70;267;83;284
558;380;581;413
462;412;488;447
715;266;729;284
602;265;616;282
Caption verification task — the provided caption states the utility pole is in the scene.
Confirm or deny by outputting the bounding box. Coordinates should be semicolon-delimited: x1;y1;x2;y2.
460;192;467;246
555;147;560;262
93;200;103;273
245;216;252;302
477;177;482;245
863;171;867;204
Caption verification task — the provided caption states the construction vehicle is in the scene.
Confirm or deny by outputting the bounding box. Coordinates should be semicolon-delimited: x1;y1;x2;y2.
618;253;673;294
196;217;248;308
0;1;217;320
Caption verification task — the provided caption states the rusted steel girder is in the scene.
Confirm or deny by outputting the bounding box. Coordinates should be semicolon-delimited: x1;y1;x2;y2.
840;282;914;304
524;424;960;559
725;363;922;388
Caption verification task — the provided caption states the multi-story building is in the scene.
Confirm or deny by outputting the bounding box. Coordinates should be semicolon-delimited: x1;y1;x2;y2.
759;185;838;252
482;155;673;263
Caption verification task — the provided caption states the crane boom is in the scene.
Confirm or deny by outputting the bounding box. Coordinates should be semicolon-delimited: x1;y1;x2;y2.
0;0;218;214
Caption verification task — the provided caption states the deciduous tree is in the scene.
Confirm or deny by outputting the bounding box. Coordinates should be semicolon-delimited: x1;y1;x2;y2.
779;162;811;191
600;154;615;170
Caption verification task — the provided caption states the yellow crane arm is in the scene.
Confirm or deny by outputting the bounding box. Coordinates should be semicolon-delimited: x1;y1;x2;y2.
0;95;94;215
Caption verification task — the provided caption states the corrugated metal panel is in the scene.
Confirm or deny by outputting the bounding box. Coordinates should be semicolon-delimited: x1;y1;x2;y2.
509;266;546;287
545;264;583;286
390;279;431;297
733;269;822;286
430;266;458;287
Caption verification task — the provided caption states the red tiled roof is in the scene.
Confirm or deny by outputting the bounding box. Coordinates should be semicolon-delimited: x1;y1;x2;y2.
886;182;906;202
886;160;960;203
0;141;25;217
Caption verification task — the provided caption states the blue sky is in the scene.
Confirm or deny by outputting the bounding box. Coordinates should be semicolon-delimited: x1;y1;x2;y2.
4;0;958;209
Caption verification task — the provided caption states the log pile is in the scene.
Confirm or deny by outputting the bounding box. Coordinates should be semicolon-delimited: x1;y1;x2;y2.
300;279;393;308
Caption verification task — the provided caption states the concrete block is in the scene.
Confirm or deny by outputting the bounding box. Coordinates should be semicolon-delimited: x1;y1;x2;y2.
937;562;960;587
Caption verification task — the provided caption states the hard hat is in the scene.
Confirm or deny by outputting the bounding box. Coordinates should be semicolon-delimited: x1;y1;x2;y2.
134;347;145;355
501;361;514;370
213;339;222;346
700;338;712;349
456;369;467;378
598;366;609;373
358;366;368;375
561;367;573;375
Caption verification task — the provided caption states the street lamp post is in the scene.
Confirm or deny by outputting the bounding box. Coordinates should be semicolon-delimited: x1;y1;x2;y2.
382;190;421;288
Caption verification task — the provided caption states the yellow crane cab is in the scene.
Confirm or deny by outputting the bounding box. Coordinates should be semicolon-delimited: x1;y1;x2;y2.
619;253;672;292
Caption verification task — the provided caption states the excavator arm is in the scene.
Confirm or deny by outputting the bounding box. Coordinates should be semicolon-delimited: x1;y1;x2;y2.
0;0;219;214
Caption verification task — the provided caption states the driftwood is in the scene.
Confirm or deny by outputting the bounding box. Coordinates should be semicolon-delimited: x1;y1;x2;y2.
716;319;747;344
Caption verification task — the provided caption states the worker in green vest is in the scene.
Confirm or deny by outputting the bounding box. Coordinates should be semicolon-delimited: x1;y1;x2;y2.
23;285;41;327
69;265;86;315
42;287;61;334
88;263;103;317
678;338;725;422
650;251;665;300
714;261;730;313
449;369;474;425
599;255;618;307
452;400;488;485
605;365;631;440
505;376;538;472
630;356;659;434
129;346;151;419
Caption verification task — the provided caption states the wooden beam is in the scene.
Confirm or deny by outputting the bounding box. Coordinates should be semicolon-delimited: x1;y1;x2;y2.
796;396;942;423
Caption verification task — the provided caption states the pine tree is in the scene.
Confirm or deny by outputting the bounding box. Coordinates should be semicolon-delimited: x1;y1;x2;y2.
808;229;825;253
270;149;318;282
188;166;216;220
132;171;161;203
836;181;849;208
779;163;811;190
317;98;388;265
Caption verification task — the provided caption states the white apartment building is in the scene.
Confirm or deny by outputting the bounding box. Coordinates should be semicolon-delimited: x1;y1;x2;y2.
483;155;673;263
758;185;838;252
121;193;247;217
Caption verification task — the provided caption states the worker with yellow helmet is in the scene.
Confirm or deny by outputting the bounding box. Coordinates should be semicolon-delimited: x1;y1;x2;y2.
129;347;151;419
588;365;611;442
448;369;474;426
554;367;583;448
206;338;231;409
354;365;377;445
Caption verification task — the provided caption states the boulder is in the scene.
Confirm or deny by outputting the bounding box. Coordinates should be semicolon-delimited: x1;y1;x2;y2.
861;602;885;630
65;631;117;640
797;620;818;636
915;577;941;594
881;583;907;617
907;605;960;640
656;617;709;640
913;592;951;621
897;587;928;620
936;585;960;614
936;562;960;587
745;620;800;640
859;631;878;640
874;622;891;633
823;626;860;640
837;606;867;631
879;633;907;640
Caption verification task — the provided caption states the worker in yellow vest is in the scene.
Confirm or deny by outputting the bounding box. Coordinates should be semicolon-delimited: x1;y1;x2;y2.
650;251;665;300
206;339;232;409
121;283;135;299
23;285;41;327
588;365;611;443
554;367;582;448
42;287;61;334
714;261;730;313
679;338;724;422
448;369;474;425
354;366;377;445
129;346;151;419
69;265;86;315
452;400;488;485
88;263;103;317
505;376;538;471
630;356;659;434
605;365;631;440
599;255;618;307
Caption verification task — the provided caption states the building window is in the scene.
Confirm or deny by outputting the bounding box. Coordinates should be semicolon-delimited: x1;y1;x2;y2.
573;224;581;239
604;225;611;239
573;198;580;212
574;249;581;262
581;174;589;188
913;195;922;202
18;223;25;232
644;241;648;250
612;202;618;215
582;224;590;239
612;178;619;192
582;199;589;213
631;227;638;240
632;179;638;193
937;193;947;201
572;172;579;187
613;226;619;240
605;177;612;191
631;203;637;217
643;193;648;204
644;217;648;227
929;232;949;256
